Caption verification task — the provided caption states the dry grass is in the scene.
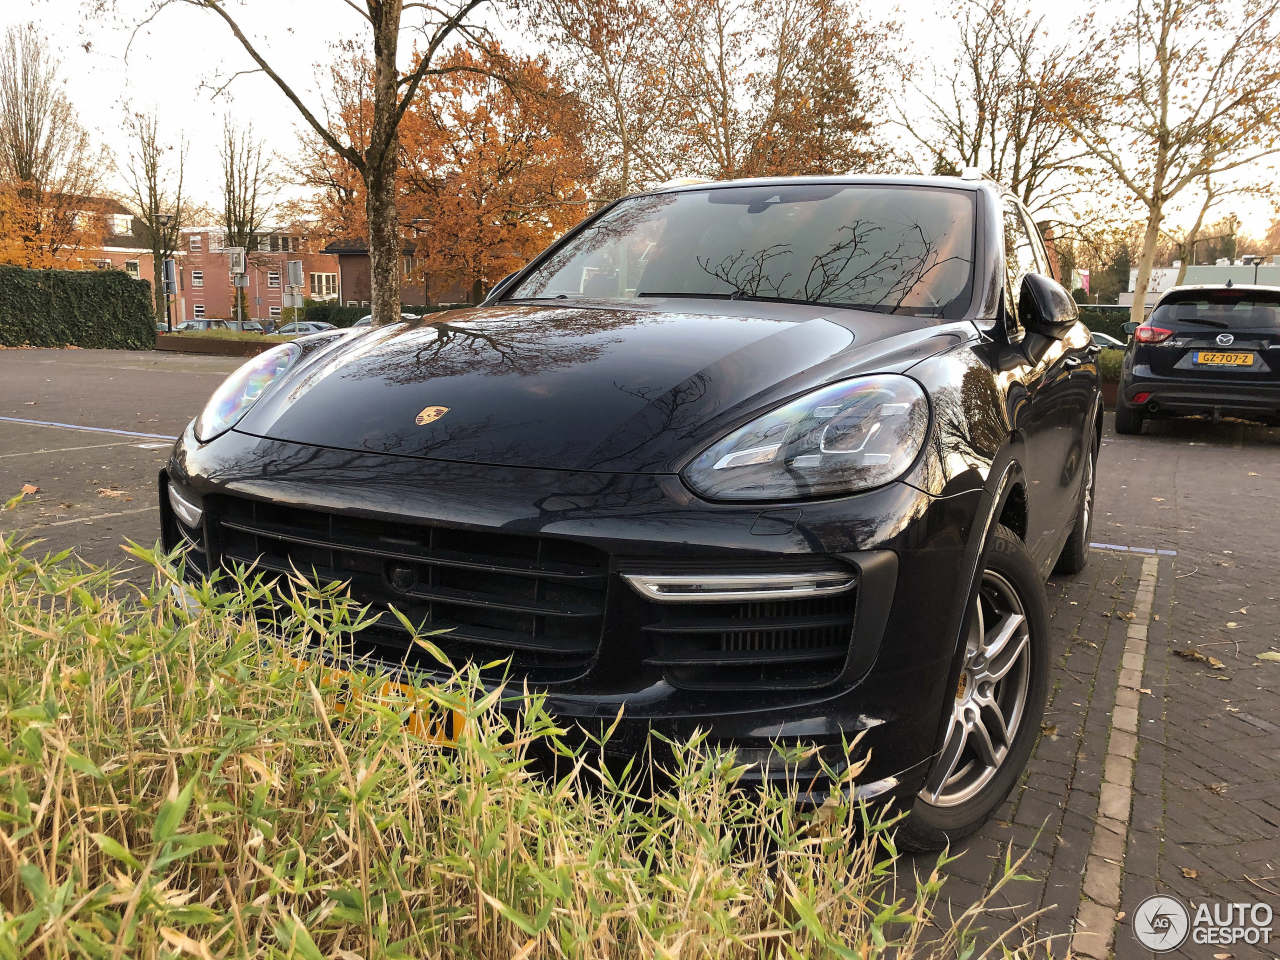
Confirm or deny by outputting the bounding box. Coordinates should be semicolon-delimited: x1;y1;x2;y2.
0;536;1048;958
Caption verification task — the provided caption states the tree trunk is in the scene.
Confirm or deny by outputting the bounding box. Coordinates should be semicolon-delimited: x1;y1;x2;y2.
365;3;403;327
366;152;400;325
1130;207;1164;326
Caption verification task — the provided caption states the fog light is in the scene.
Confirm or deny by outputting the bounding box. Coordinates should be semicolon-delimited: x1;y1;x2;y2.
168;483;203;529
1132;391;1151;405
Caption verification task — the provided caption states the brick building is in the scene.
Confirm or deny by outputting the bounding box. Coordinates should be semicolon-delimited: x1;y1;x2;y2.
179;227;340;324
323;238;471;308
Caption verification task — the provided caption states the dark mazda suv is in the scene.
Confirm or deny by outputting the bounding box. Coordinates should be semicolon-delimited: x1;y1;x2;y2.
160;175;1101;848
1117;284;1280;433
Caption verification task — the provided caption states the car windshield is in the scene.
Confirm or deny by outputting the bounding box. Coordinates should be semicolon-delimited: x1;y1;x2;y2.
1152;292;1280;330
509;184;976;317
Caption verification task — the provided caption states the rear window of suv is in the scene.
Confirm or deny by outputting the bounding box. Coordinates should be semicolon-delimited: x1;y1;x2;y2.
1152;291;1280;329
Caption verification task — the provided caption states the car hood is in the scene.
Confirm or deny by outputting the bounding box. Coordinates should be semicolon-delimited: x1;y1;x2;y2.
234;301;949;473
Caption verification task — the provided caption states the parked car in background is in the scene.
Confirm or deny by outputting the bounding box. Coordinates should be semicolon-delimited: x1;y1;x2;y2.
163;174;1101;850
276;321;337;337
1090;330;1125;349
351;312;421;328
1116;284;1280;434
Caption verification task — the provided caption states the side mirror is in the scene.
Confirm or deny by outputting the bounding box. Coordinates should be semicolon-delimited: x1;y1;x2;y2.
1018;273;1078;339
1122;320;1140;337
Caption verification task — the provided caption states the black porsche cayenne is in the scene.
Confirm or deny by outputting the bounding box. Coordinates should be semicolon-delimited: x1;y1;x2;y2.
1116;284;1280;434
160;175;1101;848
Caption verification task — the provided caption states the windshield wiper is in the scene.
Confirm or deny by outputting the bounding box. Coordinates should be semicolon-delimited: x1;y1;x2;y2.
1174;316;1230;328
638;291;826;307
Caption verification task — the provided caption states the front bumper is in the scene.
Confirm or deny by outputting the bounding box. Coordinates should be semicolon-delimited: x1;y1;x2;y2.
1123;366;1280;419
161;425;987;802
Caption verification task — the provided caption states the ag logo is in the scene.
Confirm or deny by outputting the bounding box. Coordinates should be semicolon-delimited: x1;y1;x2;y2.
415;405;449;426
1216;332;1235;346
1133;895;1190;951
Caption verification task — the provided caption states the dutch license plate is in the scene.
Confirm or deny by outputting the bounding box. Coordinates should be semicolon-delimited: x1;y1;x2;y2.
287;656;462;745
1194;351;1253;366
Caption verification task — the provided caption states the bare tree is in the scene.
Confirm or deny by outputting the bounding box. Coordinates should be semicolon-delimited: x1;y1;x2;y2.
1042;0;1280;325
100;0;493;325
220;117;274;323
121;111;186;326
527;0;690;197
0;24;106;263
898;0;1105;217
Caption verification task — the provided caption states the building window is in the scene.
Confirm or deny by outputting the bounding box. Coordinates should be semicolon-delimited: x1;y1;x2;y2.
347;300;358;307
310;272;338;299
402;255;415;278
124;260;139;278
267;270;281;288
191;270;204;288
110;213;133;235
193;304;205;319
258;235;271;252
269;306;281;319
92;259;110;270
189;234;202;251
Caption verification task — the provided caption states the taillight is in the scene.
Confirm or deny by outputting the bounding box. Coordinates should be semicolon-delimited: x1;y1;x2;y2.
1134;324;1173;344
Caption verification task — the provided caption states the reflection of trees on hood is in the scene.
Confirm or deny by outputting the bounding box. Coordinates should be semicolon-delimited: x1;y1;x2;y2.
338;307;641;383
585;373;712;472
695;219;967;313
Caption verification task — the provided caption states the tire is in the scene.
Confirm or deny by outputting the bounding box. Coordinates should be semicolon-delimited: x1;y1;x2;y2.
899;523;1050;852
1054;441;1098;576
1114;400;1144;435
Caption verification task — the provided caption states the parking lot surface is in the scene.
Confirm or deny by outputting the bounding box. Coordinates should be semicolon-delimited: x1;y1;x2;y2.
3;348;1279;957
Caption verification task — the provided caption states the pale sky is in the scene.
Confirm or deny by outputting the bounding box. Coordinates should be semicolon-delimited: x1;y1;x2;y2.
7;0;1277;237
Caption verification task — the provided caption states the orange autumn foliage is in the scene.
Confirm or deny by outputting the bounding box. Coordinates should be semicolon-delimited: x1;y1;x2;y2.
299;46;591;300
0;181;102;270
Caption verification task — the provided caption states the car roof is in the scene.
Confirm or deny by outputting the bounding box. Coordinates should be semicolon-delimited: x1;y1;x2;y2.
1155;283;1280;306
648;173;991;194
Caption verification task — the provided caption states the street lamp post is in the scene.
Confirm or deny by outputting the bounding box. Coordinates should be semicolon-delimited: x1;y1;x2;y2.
157;214;175;332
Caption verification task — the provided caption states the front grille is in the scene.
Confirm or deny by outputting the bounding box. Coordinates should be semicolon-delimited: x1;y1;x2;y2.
640;592;856;691
209;497;609;679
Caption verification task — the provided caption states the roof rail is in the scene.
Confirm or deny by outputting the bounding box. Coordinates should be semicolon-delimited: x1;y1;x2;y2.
655;176;714;189
959;166;1005;185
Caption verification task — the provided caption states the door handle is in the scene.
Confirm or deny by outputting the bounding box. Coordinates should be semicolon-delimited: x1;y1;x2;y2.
1085;344;1103;356
1063;356;1082;368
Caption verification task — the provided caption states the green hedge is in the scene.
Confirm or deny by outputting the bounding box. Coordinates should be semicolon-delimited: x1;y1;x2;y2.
303;302;367;327
0;265;155;349
1078;305;1133;342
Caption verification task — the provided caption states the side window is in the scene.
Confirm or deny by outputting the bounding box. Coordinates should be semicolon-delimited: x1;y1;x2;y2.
1002;202;1039;325
1019;208;1054;279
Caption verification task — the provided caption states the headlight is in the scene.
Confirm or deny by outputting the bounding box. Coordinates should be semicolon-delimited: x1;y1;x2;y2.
682;375;929;501
194;342;301;442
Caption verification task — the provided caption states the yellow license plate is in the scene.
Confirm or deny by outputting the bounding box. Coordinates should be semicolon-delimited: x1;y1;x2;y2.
286;656;462;745
1195;351;1252;366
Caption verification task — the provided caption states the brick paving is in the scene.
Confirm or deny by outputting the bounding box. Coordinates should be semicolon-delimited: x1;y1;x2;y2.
905;415;1280;958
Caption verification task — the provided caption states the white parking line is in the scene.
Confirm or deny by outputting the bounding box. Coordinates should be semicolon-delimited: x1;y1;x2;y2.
1072;554;1161;959
0;440;143;459
0;415;177;441
13;505;159;531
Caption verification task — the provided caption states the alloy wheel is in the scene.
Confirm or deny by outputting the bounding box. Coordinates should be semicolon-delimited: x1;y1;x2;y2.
920;569;1033;807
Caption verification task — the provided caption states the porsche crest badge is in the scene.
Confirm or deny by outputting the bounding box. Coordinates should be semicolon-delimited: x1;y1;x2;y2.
415;405;449;426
